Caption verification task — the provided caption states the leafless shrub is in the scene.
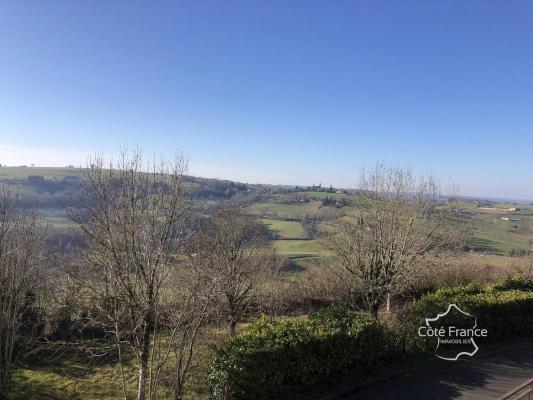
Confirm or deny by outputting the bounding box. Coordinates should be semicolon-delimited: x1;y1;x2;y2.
253;252;287;318
325;163;469;317
0;183;44;397
292;263;361;310
404;254;533;298
189;208;281;337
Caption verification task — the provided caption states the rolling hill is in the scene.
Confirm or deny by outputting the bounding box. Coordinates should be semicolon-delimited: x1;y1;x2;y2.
2;166;532;269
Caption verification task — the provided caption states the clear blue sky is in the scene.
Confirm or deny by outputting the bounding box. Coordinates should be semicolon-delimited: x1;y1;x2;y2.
1;1;532;199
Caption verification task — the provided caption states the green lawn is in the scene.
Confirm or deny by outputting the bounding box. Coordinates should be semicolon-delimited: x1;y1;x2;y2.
472;211;533;254
260;218;306;239
273;239;329;257
246;200;323;218
273;238;333;273
285;255;334;273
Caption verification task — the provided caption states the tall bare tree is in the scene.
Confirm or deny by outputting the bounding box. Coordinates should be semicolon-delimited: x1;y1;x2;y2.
67;150;206;400
190;208;279;337
326;163;467;317
0;184;43;398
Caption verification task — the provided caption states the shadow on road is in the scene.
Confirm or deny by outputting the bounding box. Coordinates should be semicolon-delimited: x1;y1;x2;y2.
349;340;533;400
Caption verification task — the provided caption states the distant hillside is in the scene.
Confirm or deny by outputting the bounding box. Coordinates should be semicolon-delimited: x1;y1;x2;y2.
0;167;235;224
0;166;291;227
2;166;533;258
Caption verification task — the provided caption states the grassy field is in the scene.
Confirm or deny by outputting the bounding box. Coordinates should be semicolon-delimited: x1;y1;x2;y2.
273;238;331;273
2;165;533;255
260;218;306;239
246;200;324;218
11;357;210;400
255;193;533;256
0;166;83;179
40;207;72;228
11;359;137;400
471;206;533;254
9;325;234;400
273;239;328;257
258;213;330;269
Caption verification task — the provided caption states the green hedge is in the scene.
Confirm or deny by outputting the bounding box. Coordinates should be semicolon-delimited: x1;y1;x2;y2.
207;307;401;400
208;277;533;399
399;275;533;351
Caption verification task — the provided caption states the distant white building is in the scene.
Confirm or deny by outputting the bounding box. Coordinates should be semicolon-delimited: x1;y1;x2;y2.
501;216;521;221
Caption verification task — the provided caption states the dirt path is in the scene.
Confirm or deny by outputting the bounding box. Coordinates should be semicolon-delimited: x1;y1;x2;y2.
346;340;533;399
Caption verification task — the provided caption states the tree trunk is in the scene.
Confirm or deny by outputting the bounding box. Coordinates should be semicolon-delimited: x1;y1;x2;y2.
228;319;236;338
137;318;152;400
0;382;7;400
368;296;381;319
138;362;147;400
0;363;11;400
173;384;183;400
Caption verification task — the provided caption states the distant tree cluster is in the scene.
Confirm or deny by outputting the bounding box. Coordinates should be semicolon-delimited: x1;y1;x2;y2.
509;248;531;257
27;174;83;193
310;184;338;193
283;195;310;204
321;195;352;208
189;177;249;199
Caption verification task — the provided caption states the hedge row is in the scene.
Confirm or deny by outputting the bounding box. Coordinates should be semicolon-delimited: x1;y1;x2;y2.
208;276;533;399
207;307;401;400
399;275;533;351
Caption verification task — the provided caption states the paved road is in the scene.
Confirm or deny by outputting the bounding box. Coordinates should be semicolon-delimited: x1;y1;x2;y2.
347;340;533;399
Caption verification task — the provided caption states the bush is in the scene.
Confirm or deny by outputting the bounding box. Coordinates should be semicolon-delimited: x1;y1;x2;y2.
207;309;400;400
399;275;533;352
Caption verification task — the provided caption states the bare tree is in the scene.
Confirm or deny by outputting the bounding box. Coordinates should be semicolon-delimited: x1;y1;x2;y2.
326;163;467;317
190;208;279;337
0;184;43;398
67;150;208;400
148;264;212;400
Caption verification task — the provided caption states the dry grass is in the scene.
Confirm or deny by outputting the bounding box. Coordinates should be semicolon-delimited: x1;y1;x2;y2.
402;253;533;298
9;326;232;400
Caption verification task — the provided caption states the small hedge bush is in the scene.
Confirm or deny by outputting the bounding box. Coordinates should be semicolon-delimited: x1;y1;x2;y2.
207;307;401;400
399;275;533;351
